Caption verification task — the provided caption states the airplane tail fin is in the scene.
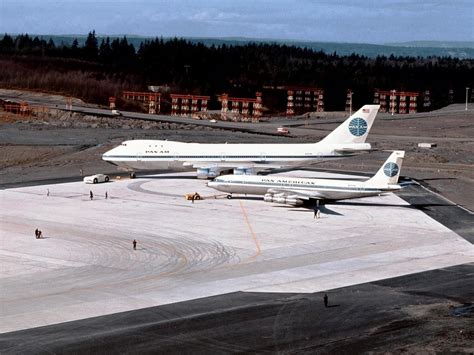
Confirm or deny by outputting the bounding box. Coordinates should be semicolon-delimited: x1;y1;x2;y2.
367;151;405;185
319;104;380;144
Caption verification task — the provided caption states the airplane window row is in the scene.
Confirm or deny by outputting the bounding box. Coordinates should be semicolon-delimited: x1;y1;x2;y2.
226;180;375;191
111;155;328;160
128;155;320;158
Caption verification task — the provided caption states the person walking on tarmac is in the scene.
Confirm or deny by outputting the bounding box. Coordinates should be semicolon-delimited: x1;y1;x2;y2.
133;239;137;250
324;293;329;308
90;190;93;200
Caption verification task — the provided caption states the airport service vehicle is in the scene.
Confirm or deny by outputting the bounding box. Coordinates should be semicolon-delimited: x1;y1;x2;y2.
83;174;110;184
207;151;405;206
185;192;201;201
102;105;379;179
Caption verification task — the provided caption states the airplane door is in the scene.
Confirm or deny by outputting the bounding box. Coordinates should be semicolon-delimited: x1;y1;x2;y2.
173;152;179;161
220;152;226;161
137;152;142;162
260;152;266;162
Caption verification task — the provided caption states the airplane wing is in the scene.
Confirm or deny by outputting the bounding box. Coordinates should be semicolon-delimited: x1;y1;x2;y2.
183;162;284;170
267;188;329;200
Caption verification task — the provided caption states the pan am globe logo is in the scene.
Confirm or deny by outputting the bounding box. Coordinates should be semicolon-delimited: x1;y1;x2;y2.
384;162;399;177
348;117;368;136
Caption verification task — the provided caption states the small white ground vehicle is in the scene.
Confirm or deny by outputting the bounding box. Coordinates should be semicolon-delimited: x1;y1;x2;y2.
277;127;290;135
83;174;110;184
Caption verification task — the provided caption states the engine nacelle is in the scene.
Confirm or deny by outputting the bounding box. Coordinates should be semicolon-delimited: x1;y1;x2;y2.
263;194;274;203
264;193;303;206
196;168;219;179
275;197;288;204
233;167;257;175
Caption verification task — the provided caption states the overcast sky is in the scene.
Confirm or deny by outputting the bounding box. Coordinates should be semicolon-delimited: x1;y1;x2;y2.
1;0;473;43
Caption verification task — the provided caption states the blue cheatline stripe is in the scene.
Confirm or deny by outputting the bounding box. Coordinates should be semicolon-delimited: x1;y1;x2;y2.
221;180;382;192
103;155;342;159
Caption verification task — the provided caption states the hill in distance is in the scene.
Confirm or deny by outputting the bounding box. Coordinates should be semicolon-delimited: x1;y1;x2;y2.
385;40;474;49
18;34;474;58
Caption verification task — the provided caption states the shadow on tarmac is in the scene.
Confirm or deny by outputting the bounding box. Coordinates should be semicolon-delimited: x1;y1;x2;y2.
227;196;262;201
145;175;197;180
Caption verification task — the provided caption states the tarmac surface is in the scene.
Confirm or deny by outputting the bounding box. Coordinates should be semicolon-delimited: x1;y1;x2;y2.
1;171;473;352
1;265;472;353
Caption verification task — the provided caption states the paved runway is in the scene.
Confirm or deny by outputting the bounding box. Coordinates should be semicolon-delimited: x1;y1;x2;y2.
1;171;473;333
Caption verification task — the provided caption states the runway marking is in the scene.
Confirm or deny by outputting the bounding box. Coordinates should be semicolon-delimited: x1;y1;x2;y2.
239;201;261;260
127;180;182;198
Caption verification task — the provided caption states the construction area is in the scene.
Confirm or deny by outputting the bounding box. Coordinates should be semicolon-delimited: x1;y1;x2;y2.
2;83;472;126
115;87;445;121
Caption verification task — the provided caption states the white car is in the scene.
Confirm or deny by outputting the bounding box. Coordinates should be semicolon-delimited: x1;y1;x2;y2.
83;174;110;184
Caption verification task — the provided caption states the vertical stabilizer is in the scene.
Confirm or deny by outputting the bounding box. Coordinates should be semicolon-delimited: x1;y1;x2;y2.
320;105;380;144
367;151;405;185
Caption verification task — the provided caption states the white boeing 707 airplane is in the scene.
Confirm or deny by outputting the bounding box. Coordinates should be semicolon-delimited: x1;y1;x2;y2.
102;105;379;179
207;151;405;206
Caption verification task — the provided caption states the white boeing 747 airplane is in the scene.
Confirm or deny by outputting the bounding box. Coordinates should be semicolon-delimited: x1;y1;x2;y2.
102;105;379;179
207;151;405;206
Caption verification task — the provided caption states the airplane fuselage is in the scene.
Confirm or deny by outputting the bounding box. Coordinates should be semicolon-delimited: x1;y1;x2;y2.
208;175;401;201
102;104;380;178
102;140;370;171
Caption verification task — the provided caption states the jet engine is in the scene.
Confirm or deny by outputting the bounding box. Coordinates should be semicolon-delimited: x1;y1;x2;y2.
233;167;257;175
196;168;219;179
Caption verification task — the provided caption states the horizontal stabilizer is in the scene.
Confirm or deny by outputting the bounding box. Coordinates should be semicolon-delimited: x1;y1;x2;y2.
334;147;373;154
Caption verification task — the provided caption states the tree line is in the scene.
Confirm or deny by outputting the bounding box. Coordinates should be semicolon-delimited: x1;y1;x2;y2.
0;31;472;111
